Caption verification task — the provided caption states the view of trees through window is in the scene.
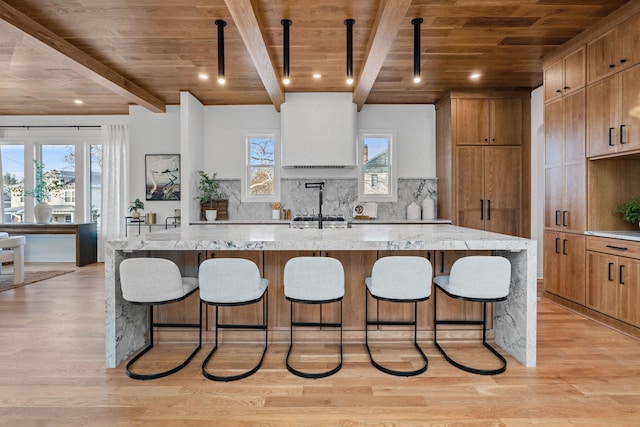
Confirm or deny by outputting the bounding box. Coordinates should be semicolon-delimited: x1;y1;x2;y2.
1;143;101;223
249;135;275;196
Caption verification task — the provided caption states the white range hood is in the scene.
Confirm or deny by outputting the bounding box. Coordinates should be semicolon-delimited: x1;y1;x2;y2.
281;92;357;168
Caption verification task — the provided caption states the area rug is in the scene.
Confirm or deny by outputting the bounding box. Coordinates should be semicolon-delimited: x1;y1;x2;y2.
0;270;76;292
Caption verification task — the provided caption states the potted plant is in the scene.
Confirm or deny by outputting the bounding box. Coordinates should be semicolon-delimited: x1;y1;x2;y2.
614;196;640;228
23;160;65;224
195;170;228;220
128;198;144;220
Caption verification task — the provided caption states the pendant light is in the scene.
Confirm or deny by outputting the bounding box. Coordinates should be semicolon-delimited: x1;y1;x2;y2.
345;19;355;85
281;19;292;85
215;20;226;85
411;18;423;84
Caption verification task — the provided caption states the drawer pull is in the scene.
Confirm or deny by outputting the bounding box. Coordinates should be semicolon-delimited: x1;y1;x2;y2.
605;245;628;251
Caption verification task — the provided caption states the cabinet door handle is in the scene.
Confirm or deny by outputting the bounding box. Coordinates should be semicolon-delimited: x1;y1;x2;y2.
562;211;568;227
555;210;561;226
440;251;445;273
555;89;562;93
608;127;616;146
555;238;560;254
608;262;614;281
620;124;626;145
620;58;627;64
606;244;628;251
563;86;569;90
562;239;568;255
487;199;491;220
609;64;616;69
619;264;625;285
480;199;484;220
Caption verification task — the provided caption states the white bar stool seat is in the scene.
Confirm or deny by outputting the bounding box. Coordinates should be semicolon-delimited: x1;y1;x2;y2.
284;256;344;379
433;255;511;375
0;234;25;285
199;258;269;382
119;257;202;380
365;256;432;376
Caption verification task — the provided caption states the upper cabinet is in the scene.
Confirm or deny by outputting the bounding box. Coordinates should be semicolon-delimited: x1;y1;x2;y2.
455;98;523;145
587;64;640;158
544;47;586;103
587;13;640;84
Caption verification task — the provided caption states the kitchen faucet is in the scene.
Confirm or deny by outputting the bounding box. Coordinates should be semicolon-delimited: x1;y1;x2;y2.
305;182;325;229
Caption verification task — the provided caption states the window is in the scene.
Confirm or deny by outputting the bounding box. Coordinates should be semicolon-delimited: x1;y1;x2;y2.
242;131;280;202
358;130;397;202
0;129;101;224
1;145;25;222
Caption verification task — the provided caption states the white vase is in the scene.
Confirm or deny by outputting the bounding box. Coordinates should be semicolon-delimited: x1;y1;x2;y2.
205;210;217;221
34;202;52;224
407;201;421;220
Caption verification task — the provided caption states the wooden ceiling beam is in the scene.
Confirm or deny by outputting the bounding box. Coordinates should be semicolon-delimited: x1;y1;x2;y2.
224;0;285;111
353;0;412;111
0;0;165;113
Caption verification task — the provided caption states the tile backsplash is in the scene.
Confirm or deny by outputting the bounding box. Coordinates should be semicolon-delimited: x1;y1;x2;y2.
217;178;437;220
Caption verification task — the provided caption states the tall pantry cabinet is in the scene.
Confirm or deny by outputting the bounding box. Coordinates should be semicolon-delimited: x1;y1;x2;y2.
436;91;530;238
542;0;640;338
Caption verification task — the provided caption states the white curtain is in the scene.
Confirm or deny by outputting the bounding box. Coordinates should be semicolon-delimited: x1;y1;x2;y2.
99;124;129;262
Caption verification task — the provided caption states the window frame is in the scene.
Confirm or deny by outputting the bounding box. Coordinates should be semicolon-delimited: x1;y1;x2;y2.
0;129;100;223
357;129;397;202
241;130;281;203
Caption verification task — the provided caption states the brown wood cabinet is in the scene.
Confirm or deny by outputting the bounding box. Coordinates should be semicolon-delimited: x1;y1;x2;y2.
587;13;640;84
436;92;530;238
455;98;523;146
457;146;522;235
543;231;586;305
587;65;640;158
544;47;585;103
586;237;640;328
544;91;586;233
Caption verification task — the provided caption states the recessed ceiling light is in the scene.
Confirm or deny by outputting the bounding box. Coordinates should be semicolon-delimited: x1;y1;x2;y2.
312;73;321;79
74;99;83;105
198;73;209;80
470;73;481;80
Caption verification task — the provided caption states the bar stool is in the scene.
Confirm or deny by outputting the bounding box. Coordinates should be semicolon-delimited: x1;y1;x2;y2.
198;258;269;381
433;255;511;375
119;258;202;380
284;256;344;379
365;256;432;376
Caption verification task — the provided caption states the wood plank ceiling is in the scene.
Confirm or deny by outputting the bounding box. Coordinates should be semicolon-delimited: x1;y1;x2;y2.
0;0;632;115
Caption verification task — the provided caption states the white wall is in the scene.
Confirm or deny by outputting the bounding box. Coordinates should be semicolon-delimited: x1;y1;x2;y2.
128;105;181;221
203;105;280;179
359;104;436;178
180;92;205;223
530;86;545;278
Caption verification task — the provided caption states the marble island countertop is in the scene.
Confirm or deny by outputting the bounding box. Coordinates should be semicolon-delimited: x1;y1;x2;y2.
110;223;534;252
105;223;536;370
189;218;452;225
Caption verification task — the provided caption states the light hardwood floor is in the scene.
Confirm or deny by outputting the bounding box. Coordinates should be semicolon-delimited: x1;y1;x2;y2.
1;263;639;426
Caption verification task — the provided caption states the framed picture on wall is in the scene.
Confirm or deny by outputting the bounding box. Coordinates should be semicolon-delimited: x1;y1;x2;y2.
145;154;181;200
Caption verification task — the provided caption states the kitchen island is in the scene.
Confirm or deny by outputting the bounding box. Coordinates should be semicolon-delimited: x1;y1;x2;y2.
105;224;536;368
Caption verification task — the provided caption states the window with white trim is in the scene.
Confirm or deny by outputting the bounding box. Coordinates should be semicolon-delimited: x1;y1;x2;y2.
358;130;397;202
241;131;280;202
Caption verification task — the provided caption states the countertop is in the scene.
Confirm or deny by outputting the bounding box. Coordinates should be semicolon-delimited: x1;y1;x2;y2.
110;223;533;252
585;230;640;242
190;218;451;225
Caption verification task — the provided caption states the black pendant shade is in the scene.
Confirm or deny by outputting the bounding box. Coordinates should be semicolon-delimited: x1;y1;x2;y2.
411;18;423;84
215;19;226;84
344;19;355;85
281;19;292;85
